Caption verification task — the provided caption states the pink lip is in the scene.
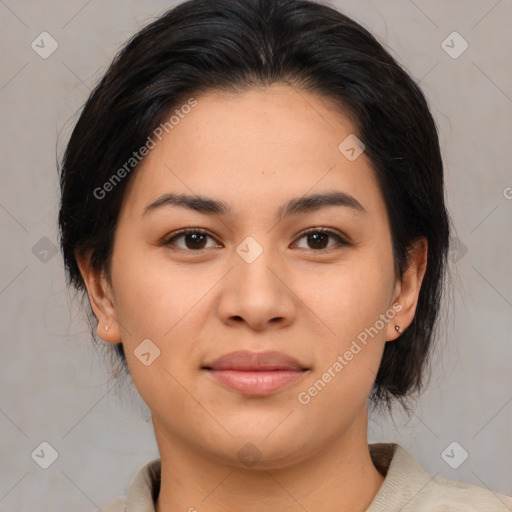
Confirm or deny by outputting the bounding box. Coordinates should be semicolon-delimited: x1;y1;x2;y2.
202;350;309;396
203;350;307;371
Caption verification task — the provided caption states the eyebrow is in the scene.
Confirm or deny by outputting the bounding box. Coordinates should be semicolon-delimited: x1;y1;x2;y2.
142;191;366;220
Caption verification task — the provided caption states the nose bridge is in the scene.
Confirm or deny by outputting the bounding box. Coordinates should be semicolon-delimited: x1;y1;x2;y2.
216;232;296;329
234;233;281;298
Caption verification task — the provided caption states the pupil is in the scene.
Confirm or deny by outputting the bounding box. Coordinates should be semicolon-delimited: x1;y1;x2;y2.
310;233;327;249
187;233;205;249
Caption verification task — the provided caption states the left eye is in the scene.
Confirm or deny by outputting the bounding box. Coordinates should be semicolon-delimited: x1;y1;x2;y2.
294;228;348;250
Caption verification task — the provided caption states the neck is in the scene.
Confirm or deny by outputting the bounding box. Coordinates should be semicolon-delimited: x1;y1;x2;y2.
154;412;385;512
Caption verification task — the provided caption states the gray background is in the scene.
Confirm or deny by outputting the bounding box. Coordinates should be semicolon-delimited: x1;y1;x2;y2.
1;0;511;510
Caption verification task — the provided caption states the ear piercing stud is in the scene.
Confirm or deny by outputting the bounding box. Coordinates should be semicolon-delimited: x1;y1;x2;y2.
105;325;109;331
395;325;403;334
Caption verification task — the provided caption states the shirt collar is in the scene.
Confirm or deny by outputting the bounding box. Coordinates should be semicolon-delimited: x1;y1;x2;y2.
126;457;160;512
124;443;426;511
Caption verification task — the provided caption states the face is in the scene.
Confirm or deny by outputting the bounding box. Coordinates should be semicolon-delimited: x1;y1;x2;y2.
79;84;425;469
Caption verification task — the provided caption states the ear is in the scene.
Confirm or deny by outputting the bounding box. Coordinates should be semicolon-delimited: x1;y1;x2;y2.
75;249;122;345
386;237;428;342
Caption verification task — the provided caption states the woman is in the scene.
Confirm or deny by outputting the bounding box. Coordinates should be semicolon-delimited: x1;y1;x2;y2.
58;0;512;510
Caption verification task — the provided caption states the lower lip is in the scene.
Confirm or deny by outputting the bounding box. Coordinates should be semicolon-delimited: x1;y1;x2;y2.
204;369;307;396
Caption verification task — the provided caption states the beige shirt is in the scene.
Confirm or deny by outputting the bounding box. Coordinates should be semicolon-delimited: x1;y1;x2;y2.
98;443;512;511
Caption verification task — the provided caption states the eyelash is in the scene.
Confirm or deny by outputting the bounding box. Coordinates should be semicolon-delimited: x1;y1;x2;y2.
161;227;349;252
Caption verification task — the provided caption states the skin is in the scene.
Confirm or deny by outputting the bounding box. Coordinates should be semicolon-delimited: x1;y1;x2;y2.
77;83;427;511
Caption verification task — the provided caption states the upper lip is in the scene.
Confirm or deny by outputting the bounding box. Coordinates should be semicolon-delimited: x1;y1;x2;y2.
202;350;307;371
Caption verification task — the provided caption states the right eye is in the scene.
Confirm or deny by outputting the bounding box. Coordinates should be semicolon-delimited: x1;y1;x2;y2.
162;229;221;251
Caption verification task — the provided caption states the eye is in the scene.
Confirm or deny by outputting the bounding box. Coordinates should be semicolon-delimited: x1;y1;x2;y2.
294;227;349;251
161;227;349;252
162;229;220;251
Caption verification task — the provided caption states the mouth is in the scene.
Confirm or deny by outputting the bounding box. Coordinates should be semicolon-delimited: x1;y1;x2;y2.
201;350;309;396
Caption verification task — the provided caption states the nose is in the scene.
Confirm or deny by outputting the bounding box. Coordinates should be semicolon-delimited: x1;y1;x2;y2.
216;241;297;332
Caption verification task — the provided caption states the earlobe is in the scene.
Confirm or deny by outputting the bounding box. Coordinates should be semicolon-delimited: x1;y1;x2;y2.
75;249;122;344
387;237;428;341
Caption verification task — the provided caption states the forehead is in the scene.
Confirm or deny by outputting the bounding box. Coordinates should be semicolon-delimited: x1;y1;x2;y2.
119;84;384;223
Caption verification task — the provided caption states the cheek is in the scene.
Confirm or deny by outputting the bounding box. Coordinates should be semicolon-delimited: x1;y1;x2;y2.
293;263;390;417
110;242;208;338
292;250;394;407
109;245;218;389
296;254;394;343
110;255;204;410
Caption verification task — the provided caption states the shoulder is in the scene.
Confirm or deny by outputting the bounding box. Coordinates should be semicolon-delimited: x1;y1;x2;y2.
95;496;125;511
95;458;160;512
368;443;512;511
413;473;512;511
